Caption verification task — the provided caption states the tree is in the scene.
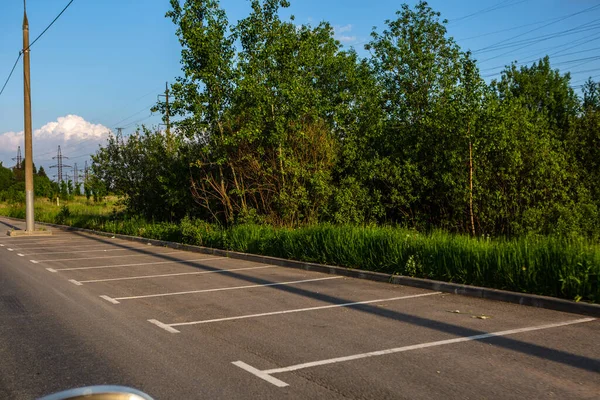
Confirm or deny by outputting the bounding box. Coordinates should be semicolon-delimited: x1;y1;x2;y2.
165;0;358;225
37;166;47;178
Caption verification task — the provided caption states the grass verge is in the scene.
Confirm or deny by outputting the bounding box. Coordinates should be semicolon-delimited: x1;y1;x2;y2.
1;198;598;303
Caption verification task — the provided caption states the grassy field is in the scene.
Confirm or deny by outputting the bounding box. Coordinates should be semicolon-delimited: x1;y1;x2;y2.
1;197;598;303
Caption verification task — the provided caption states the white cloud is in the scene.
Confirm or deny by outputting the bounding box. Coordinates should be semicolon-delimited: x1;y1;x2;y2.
34;115;109;141
337;35;357;43
334;24;357;43
336;24;353;34
0;115;110;170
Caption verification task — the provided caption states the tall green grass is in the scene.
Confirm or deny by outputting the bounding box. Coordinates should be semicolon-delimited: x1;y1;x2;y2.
1;200;598;303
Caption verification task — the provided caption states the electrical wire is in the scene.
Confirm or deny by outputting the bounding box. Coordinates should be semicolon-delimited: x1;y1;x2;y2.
109;103;155;128
475;20;600;55
0;54;22;97
1;0;75;98
449;0;529;25
24;0;76;52
457;16;565;41
474;3;600;53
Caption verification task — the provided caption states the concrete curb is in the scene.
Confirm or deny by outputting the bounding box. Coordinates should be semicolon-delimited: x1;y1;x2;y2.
3;217;599;317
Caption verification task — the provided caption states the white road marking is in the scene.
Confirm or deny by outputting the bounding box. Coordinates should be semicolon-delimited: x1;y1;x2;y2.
234;317;596;387
20;248;135;256
99;295;120;304
77;265;276;283
233;361;289;388
46;268;57;272
9;243;145;250
32;251;182;263
30;260;39;264
0;244;4;246
7;248;13;251
69;279;82;286
0;238;88;244
17;253;24;256
105;276;342;302
166;292;441;328
148;319;181;334
52;257;226;272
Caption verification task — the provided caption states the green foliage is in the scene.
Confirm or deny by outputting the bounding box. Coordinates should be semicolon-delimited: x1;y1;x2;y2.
89;0;600;241
91;127;192;219
2;199;598;303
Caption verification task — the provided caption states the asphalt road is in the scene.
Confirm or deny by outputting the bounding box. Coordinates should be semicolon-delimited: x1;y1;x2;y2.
0;217;598;399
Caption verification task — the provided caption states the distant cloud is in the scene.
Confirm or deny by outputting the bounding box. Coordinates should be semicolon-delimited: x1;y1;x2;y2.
0;115;110;168
334;24;357;43
34;115;109;142
336;24;353;34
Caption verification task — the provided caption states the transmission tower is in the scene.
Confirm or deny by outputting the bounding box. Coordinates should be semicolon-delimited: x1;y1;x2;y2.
50;145;71;183
73;163;79;186
116;127;124;146
84;160;89;182
12;146;23;169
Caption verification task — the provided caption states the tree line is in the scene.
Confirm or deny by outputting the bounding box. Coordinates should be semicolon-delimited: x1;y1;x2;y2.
92;0;600;239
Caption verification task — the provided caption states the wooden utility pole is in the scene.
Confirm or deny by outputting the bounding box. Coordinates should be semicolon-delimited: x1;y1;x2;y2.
23;0;35;232
165;81;170;137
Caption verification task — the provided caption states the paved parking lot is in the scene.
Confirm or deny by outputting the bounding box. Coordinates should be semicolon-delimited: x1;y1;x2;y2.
1;218;598;399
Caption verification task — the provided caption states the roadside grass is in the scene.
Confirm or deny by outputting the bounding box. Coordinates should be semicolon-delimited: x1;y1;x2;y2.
1;198;598;303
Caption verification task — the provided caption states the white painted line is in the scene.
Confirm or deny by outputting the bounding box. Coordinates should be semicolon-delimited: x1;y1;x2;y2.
100;295;120;304
21;248;135;256
68;279;83;286
232;361;289;388
30;260;38;264
7;248;13;251
169;292;441;327
111;276;342;302
46;268;57;273
233;317;596;387
17;253;24;256
9;243;145;250
52;257;226;272
33;251;182;263
148;319;181;333
78;265;276;283
0;244;4;246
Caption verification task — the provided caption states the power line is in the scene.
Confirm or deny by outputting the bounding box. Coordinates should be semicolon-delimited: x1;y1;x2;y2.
0;54;22;97
477;23;600;63
1;0;76;99
474;3;600;53
109;103;155;128
449;0;529;25
25;0;76;52
475;20;600;55
456;16;565;41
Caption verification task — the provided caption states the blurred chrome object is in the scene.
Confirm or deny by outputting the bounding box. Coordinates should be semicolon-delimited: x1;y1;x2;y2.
38;385;154;400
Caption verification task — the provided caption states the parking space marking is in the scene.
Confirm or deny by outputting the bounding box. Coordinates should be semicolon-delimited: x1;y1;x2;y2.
148;319;181;334
233;362;290;387
149;292;441;332
100;295;120;304
9;243;145;250
31;251;182;263
101;276;342;304
0;238;92;244
7;248;14;251
234;317;596;387
20;247;147;256
76;265;276;283
69;279;83;286
49;257;226;272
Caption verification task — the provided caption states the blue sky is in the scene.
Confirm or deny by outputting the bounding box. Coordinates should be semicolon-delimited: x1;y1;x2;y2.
1;0;599;176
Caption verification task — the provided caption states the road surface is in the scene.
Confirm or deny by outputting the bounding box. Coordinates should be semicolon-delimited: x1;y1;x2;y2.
0;218;598;399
